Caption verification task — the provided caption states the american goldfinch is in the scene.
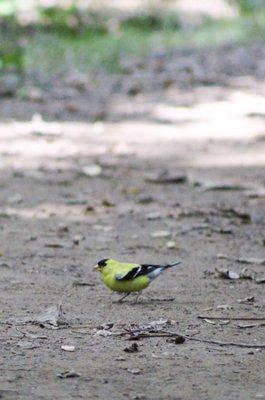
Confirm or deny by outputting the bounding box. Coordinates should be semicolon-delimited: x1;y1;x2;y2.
93;259;181;302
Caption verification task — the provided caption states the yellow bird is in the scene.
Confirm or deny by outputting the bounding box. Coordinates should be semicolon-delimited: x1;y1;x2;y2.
93;258;181;302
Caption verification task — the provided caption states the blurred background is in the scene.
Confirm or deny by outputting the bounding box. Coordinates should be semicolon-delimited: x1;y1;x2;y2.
0;0;265;164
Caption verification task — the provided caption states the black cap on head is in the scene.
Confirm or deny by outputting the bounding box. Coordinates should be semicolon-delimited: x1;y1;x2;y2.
98;259;108;267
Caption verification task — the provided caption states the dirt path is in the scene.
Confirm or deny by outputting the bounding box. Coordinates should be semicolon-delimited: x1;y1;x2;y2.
1;41;265;400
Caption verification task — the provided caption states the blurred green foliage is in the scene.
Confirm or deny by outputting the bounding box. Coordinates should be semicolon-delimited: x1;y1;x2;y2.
0;0;265;75
229;0;265;14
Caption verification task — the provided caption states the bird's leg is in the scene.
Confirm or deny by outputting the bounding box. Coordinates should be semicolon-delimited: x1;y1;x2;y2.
133;291;142;304
116;293;131;303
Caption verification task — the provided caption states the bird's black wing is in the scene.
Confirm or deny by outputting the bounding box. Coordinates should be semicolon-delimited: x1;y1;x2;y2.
116;264;161;281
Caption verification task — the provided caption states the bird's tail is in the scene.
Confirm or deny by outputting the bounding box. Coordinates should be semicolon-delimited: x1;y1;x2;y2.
163;260;181;269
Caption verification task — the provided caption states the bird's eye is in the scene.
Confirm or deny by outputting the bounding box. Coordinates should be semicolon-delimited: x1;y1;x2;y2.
98;259;108;267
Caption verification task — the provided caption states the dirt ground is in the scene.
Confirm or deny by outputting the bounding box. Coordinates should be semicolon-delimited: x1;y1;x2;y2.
0;41;265;400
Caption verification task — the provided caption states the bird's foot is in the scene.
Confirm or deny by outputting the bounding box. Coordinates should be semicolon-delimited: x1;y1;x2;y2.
114;293;131;303
132;291;142;304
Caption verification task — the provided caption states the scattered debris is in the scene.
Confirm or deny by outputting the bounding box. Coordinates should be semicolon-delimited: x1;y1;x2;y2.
4;305;67;329
45;243;65;249
165;240;178;249
115;356;126;361
147;319;172;328
7;194;23;204
137;195;154;204
16;113;62;137
61;345;75;352
216;304;233;310
57;224;69;234
94;329;113;337
145;171;187;184
215;267;253;280
237;257;265;266
237;296;255;304
166;336;186;344
151;230;170;238
17;340;40;350
255;277;265;284
178;223;232;235
245;188;265;198
198;316;265;321
145;212;161;220
123;342;139;353
185;337;265;348
57;370;81;379
72;235;84;245
102;198;115;207
126;368;141;375
199;182;253;191
81;164;102;177
237;323;265;329
215;268;240;280
218;254;265;266
72;281;95;287
217;207;251;223
149;297;175;302
202;318;230;326
84;205;96;214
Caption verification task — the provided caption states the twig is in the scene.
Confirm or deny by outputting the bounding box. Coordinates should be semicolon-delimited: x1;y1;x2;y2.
198;315;265;321
128;332;182;340
185;336;265;348
126;330;265;348
149;297;175;302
